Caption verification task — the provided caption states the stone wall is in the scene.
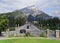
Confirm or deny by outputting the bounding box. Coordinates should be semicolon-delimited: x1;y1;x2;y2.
1;29;60;38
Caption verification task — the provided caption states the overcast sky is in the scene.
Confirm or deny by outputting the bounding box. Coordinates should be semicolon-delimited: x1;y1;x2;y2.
0;0;60;17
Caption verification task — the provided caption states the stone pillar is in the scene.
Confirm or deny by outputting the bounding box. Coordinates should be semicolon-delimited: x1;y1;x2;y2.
14;31;16;37
46;29;50;37
6;29;10;37
14;26;19;37
14;27;17;36
26;29;30;33
26;29;30;37
17;24;19;29
55;30;59;38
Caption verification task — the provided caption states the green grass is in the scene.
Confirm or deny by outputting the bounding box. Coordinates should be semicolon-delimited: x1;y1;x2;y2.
0;37;60;43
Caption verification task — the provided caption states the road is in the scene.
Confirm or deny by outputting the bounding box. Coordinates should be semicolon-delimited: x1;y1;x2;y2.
18;23;42;36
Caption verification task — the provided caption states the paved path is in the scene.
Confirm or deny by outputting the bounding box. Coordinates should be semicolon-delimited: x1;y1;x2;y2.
0;37;60;40
18;23;41;36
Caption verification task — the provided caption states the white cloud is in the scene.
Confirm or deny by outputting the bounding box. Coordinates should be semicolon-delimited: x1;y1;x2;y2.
51;0;60;5
0;0;39;13
51;10;60;16
1;0;37;9
0;0;60;18
36;0;60;17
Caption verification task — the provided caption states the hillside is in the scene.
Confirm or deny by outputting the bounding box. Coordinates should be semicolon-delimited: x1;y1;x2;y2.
0;5;52;22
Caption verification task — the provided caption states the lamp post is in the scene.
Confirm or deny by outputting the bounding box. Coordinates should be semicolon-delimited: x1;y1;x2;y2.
47;24;49;28
57;23;59;30
56;23;59;30
41;24;42;27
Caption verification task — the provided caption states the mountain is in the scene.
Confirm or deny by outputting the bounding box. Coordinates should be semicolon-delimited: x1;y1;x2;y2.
20;5;52;21
35;13;52;21
20;5;43;16
20;7;34;14
27;12;52;22
0;5;52;21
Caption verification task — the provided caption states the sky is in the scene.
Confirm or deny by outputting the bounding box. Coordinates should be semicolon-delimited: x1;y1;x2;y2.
0;0;60;18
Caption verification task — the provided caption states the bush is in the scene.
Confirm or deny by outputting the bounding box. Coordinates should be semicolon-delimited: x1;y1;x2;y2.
25;32;31;37
40;32;46;37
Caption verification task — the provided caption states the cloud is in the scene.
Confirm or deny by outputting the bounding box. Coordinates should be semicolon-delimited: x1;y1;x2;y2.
0;0;60;18
0;0;39;13
51;10;60;16
36;0;60;17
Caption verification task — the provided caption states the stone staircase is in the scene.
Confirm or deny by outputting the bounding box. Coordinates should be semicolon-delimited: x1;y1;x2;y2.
29;25;42;36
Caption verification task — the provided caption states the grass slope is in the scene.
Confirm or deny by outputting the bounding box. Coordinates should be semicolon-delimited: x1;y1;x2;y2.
0;37;60;43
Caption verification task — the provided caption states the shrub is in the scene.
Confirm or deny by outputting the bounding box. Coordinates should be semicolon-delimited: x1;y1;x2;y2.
40;32;46;37
25;32;31;37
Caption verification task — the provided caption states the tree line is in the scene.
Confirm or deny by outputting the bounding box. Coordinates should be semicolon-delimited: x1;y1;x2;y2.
0;12;26;36
36;17;60;30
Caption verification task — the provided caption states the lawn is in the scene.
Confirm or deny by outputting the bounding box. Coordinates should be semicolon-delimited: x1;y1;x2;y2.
0;37;60;43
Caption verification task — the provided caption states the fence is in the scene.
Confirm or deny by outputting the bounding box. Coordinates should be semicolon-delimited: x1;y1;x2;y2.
1;29;60;38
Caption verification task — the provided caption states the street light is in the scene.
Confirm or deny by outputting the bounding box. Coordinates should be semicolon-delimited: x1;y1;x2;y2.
47;24;49;28
56;23;59;30
57;23;59;30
